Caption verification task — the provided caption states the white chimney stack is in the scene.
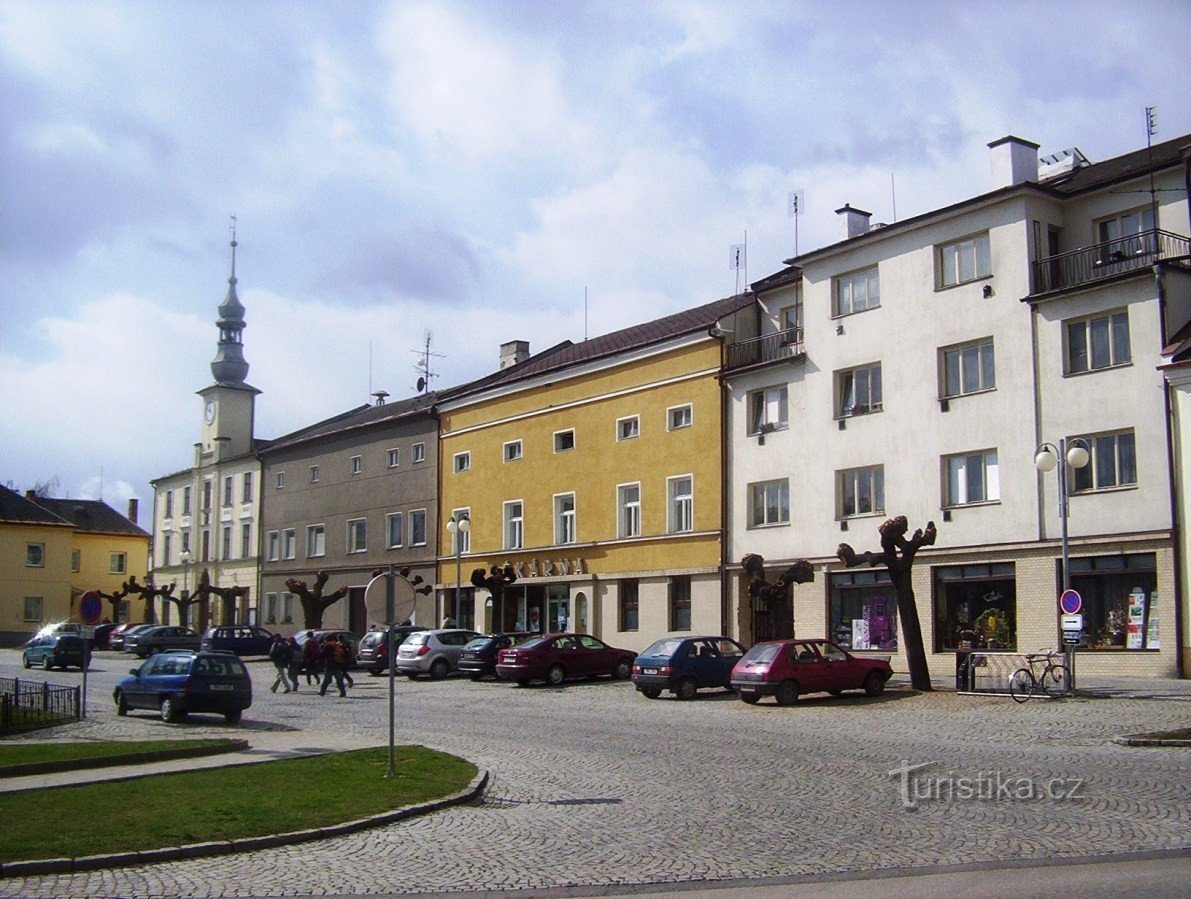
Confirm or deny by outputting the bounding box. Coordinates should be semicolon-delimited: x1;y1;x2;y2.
835;204;872;240
499;340;530;370
988;135;1040;188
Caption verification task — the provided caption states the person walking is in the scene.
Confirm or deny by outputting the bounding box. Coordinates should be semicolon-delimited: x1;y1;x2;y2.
318;635;347;697
301;630;321;685
268;634;291;693
285;636;302;692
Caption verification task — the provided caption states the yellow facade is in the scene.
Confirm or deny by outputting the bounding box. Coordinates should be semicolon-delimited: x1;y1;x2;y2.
0;522;74;641
69;531;151;623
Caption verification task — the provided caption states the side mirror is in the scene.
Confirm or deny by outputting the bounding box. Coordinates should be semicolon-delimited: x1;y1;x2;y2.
130;668;140;676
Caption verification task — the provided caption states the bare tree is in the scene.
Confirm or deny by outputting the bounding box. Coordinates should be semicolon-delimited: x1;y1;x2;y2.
471;564;518;630
837;516;937;692
197;573;249;627
741;554;815;640
121;575;175;624
285;571;349;630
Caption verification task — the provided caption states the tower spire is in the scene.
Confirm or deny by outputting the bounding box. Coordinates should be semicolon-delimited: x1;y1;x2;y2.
210;216;251;386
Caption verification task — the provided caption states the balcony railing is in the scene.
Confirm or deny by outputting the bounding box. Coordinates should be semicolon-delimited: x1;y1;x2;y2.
725;327;804;371
1032;228;1190;295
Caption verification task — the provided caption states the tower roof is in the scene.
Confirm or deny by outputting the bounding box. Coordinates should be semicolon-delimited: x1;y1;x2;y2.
210;218;252;386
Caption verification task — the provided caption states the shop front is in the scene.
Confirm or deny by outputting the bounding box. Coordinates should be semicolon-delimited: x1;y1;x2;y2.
828;570;898;651
933;562;1017;652
1067;552;1158;651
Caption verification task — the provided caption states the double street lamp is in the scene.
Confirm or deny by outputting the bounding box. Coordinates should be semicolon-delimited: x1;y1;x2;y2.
179;548;192;626
444;512;471;626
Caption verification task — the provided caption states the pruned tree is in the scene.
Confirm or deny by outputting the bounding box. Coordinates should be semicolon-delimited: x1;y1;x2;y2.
741;554;814;640
837;516;937;691
95;584;131;623
471;564;518;629
197;572;249;627
286;570;349;629
122;575;176;624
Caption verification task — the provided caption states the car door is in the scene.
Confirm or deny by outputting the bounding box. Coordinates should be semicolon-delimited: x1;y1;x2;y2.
681;640;716;687
711;638;745;687
124;656;158;708
788;643;827;694
575;635;610;676
818;640;863;689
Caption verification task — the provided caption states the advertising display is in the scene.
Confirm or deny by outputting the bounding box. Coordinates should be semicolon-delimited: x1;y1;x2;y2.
1146;593;1160;649
1126;587;1147;650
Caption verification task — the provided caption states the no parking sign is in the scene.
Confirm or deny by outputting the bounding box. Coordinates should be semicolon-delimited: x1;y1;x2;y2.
80;591;103;624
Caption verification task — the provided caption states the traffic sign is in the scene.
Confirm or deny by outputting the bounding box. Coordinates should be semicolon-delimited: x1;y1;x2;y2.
1061;613;1084;631
80;591;103;624
1059;589;1082;615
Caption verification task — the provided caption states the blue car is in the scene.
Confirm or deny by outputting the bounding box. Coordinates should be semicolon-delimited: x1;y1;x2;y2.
632;635;746;700
22;632;89;671
113;650;252;723
200;625;277;656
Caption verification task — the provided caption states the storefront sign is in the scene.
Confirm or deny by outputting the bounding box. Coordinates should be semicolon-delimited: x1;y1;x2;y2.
1126;587;1147;650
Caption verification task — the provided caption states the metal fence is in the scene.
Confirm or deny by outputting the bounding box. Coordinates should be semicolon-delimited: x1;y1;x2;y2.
0;676;81;735
955;651;1071;698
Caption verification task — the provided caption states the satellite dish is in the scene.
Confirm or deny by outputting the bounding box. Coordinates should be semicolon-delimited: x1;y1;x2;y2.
416;376;426;392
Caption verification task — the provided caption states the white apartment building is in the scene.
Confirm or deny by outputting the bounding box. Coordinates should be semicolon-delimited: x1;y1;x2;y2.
724;132;1191;679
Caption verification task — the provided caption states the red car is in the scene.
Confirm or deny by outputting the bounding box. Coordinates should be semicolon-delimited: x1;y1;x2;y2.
495;633;635;686
730;638;892;706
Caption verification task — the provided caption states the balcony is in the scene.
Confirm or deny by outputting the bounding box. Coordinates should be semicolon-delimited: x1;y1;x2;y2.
725;327;804;372
1031;229;1190;296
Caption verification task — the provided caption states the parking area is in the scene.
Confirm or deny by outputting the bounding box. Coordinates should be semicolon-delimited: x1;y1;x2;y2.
1;648;1189;897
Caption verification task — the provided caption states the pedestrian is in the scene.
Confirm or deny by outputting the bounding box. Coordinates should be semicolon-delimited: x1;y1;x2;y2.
268;634;291;693
319;635;347;697
286;636;302;691
443;616;457;628
301;630;321;685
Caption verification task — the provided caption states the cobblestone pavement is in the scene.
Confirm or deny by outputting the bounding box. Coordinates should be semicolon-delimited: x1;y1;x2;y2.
1;650;1189;897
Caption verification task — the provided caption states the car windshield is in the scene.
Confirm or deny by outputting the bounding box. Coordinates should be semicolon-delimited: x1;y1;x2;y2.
641;638;685;658
465;637;495;650
195;656;248;677
515;636;548;650
360;632;384;649
405;633;429;646
742;644;780;665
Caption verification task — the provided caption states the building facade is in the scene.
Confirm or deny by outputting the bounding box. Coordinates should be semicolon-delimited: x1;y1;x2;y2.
0;486;74;644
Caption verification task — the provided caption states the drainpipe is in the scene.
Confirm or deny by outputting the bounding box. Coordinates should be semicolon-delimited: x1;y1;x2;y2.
719;343;731;640
1157;264;1185;678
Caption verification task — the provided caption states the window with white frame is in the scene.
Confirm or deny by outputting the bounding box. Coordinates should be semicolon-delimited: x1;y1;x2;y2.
503;501;524;550
240;523;252;559
942;337;996;397
938;232;991;287
747;385;788;435
834;266;879;316
275;472;285;489
223;476;234;506
25;543;45;567
668;475;693;533
242;471;253;502
554;429;575;453
838;465;885;518
350;455;362;475
71;548;81;572
282;528;296;560
668;404;692;431
412;443;426;463
835;363;882;418
160;536;170;568
781;301;803;336
617;483;641;538
1072;430;1136;492
616;416;640;441
183;485;192;514
265;593;278;624
266;530;280;561
306;524;325;557
310;464;320;483
409;509;427;546
346;518;367;553
387;448;400;467
24;596;43;622
164;490;174;518
221;525;232;560
554;493;576;545
451;509;471;554
748;479;790;527
944;450;1000;506
109;551;127;574
1065;310;1130;374
1097;207;1155;258
181;530;191;554
282;593;294;623
386;512;403;548
504;440;523;462
454;452;471;473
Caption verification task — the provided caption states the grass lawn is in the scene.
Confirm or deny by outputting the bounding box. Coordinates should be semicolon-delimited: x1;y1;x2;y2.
0;746;476;862
0;739;235;768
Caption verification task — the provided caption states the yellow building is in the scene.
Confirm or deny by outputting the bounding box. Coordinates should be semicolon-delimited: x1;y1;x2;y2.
0;485;74;644
436;295;752;652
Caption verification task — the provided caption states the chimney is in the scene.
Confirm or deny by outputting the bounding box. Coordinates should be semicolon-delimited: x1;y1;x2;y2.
835;204;872;240
499;340;530;370
128;498;139;524
25;489;36;501
988;135;1040;188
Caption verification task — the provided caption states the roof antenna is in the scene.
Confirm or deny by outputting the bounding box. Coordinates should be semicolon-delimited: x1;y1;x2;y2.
890;173;898;222
412;330;446;393
1145;106;1159;232
584;286;588;341
787;189;804;257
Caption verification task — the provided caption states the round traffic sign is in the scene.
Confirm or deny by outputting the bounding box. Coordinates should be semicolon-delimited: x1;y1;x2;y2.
80;591;104;624
1059;589;1082;616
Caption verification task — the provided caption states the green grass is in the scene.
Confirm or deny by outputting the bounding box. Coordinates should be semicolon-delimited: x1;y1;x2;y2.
0;739;234;768
0;746;476;862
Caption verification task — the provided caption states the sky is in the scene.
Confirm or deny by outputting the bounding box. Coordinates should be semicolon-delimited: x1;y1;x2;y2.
1;0;1189;519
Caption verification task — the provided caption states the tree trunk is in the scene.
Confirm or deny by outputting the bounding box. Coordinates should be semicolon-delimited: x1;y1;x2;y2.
892;569;932;691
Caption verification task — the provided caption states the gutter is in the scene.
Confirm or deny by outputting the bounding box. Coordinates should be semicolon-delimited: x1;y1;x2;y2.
1157;263;1186;678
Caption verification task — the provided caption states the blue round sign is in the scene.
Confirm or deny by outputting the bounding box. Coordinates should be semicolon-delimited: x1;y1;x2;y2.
1059;589;1082;616
80;591;103;624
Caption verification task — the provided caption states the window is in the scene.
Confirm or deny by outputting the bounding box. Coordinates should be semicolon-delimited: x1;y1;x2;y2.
346;518;367;553
554;429;575;453
221;525;232;560
838;465;885;518
242;472;253;502
504;440;523;462
265;593;278;624
161;535;171;568
454;452;471;473
555;493;576;545
282;593;294;624
297;524;322;559
938;232;991;287
669;575;692;631
240;523;252;559
412;443;426;463
942;338;995;397
23;597;43;622
281;528;296;560
748;479;790;527
1097;207;1155;259
409;509;427;546
619;579;639;631
450;509;471;554
616;416;639;441
164;490;174;518
835;266;880;316
829;570;897;650
668;405;692;431
1072;430;1136;492
202;480;212;511
26;543;44;567
387;448;400;468
350;455;362;475
504;501;524;550
275;472;285;489
310;465;320;483
183;486;192;514
618;483;641;538
934;563;1016;652
1065;310;1130;374
181;530;191;554
944;450;999;506
223;476;234;506
266;530;280;561
1068;553;1156;650
747;385;788;435
668;476;693;533
836;363;882;417
385;513;403;549
781;301;803;336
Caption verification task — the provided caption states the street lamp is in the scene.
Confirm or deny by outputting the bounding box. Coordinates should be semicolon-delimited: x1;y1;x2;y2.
444;512;470;626
180;548;192;626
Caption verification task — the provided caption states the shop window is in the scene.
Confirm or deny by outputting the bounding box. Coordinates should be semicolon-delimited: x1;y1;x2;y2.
620;579;639;631
669;575;692;631
933;563;1017;652
829;571;897;650
1068;554;1157;650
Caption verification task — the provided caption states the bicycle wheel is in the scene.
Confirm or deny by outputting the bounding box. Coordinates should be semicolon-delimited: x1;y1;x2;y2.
1042;663;1070;698
1008;668;1034;703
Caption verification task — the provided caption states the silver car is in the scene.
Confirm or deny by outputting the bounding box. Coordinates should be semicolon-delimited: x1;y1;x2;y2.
395;629;480;680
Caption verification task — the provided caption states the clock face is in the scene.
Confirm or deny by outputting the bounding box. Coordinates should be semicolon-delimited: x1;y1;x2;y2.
205;400;216;423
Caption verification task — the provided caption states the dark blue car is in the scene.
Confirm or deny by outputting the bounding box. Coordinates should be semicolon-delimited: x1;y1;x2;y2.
632;636;746;700
200;625;277;656
114;650;253;723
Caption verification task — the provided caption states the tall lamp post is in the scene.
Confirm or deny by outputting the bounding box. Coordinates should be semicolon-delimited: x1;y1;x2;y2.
444;513;470;626
179;548;192;627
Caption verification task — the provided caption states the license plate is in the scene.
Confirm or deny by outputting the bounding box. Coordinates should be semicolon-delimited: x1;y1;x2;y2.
643;667;658;674
739;686;757;693
210;684;234;691
463;653;477;659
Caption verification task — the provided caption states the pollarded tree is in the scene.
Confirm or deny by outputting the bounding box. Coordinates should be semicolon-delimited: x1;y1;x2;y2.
837;516;937;692
471;564;518;630
740;554;815;640
286;571;349;630
121;575;175;624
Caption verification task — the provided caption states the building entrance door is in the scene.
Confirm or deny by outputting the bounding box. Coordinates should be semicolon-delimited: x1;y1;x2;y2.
547;584;569;632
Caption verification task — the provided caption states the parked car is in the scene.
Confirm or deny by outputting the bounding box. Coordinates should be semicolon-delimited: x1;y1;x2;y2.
395;629;480;679
200;625;278;656
293;629;362;669
356;625;429;674
495;633;636;686
457;632;534;680
91;622;119;650
125;625;202;658
22;632;89;670
109;623;152;651
730;638;893;706
632;635;746;699
113;650;252;723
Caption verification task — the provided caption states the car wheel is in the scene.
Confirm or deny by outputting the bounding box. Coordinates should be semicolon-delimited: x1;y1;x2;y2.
775;680;799;706
429;659;449;680
42;656;52;671
115;691;129;717
863;671;886;697
21;653;30;669
404;672;419;680
613;658;632;680
224;709;242;724
639;687;662;700
368;666;384;676
161;696;185;723
469;673;484;682
515;678;531;687
546;664;566;686
675;677;698;701
740;692;761;705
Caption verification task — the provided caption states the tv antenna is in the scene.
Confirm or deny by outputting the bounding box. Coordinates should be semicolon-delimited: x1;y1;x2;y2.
412;331;446;393
787;189;805;256
729;231;748;295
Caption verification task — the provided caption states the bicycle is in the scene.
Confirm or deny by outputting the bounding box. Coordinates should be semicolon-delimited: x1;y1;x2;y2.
1008;649;1070;702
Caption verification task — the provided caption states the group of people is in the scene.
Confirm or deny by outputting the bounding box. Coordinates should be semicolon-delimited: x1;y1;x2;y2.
268;632;355;698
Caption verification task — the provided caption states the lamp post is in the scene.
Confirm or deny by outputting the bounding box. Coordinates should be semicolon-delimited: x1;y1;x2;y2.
444;513;470;626
180;548;192;627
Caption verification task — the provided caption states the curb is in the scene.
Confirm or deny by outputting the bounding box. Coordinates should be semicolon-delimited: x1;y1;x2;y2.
0;740;249;779
1113;734;1191;747
0;767;488;879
